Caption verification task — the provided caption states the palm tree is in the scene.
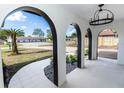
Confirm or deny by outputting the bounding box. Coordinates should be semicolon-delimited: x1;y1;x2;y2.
0;28;25;55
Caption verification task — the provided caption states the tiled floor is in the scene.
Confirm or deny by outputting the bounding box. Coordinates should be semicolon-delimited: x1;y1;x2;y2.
8;59;56;88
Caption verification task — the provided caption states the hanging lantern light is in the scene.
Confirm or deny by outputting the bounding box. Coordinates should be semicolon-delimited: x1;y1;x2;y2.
89;4;114;26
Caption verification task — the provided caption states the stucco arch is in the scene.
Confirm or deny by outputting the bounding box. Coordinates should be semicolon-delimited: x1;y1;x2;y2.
84;28;92;60
69;23;82;68
97;28;119;59
1;6;58;86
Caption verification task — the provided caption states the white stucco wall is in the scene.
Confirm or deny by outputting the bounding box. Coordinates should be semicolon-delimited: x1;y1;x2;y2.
113;20;124;65
0;49;4;88
0;4;89;87
90;22;116;60
90;19;124;65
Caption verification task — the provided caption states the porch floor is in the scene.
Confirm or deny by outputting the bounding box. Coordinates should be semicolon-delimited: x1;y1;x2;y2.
61;58;124;88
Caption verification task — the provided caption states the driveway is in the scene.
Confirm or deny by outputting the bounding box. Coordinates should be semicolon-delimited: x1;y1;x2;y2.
98;49;117;59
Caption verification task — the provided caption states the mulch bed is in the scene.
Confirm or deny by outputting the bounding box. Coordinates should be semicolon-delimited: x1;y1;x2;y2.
44;62;77;83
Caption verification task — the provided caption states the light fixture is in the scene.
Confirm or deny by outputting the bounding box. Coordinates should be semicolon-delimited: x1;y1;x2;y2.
89;4;114;26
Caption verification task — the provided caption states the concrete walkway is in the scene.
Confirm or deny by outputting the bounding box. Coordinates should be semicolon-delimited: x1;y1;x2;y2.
62;58;124;88
8;59;56;88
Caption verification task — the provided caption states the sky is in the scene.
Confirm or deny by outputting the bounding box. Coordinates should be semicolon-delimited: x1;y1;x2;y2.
66;25;76;36
4;11;76;37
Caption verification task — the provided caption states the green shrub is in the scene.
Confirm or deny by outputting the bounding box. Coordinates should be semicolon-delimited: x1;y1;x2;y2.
66;55;70;62
85;48;89;56
66;54;77;63
50;55;77;64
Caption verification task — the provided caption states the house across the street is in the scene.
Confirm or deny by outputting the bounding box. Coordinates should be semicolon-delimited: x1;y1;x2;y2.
16;37;47;43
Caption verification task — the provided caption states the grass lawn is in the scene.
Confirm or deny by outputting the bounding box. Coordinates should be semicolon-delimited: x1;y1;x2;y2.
2;48;53;87
0;44;9;48
0;44;23;50
2;48;52;66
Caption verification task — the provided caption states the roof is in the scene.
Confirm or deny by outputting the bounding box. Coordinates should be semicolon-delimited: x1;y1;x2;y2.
99;29;116;37
85;29;117;37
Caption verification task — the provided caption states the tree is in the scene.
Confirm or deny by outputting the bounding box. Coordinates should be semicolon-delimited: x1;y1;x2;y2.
32;28;44;37
0;28;25;55
47;29;53;41
71;32;77;38
0;36;7;41
70;32;77;46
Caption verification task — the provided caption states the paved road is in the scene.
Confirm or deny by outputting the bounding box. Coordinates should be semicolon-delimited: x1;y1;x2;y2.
19;45;77;53
19;46;53;50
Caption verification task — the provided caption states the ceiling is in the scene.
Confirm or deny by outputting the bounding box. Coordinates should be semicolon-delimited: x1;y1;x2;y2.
62;4;124;21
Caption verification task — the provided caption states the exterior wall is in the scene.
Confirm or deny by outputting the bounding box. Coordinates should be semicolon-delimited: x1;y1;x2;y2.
0;4;89;87
84;37;89;48
115;20;124;65
0;49;4;88
90;19;124;65
91;28;98;60
90;23;116;60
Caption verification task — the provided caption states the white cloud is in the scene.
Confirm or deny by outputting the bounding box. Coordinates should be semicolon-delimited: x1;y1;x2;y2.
66;25;76;36
21;26;27;29
46;27;50;30
6;11;27;22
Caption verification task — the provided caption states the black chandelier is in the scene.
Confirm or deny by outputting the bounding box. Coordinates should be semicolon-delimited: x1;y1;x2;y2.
89;4;114;26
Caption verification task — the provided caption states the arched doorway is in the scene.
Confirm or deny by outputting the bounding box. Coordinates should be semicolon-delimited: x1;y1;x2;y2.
97;28;118;60
66;23;81;74
84;28;92;60
0;6;58;87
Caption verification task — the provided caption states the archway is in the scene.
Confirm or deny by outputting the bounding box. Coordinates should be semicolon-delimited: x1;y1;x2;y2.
0;6;58;87
84;28;92;60
97;28;118;60
66;23;81;74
